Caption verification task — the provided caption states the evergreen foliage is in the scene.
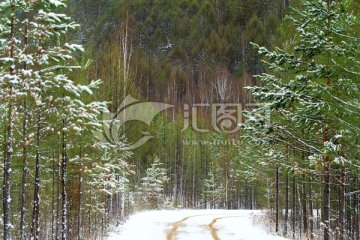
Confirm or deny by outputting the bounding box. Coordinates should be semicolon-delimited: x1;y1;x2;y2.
1;0;360;239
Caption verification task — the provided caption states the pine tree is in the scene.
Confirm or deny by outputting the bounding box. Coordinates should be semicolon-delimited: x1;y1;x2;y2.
140;157;169;209
242;0;360;238
1;0;107;238
202;171;226;209
0;1;18;238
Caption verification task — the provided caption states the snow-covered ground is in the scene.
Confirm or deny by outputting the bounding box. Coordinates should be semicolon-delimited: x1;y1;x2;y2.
107;209;287;240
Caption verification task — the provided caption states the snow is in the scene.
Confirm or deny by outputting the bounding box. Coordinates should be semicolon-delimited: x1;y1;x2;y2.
0;57;14;63
48;0;66;7
79;85;93;94
107;210;287;240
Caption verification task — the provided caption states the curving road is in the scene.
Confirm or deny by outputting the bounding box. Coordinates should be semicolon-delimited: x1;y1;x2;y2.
108;210;287;240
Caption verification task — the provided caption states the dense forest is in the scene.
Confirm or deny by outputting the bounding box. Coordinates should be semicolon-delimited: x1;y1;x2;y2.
1;0;360;239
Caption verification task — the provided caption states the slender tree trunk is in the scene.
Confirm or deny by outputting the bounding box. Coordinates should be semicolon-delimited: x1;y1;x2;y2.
115;174;120;226
253;186;256;210
322;156;330;240
61;119;68;240
94;210;97;239
284;171;289;236
352;177;359;240
20;99;29;240
51;153;56;240
56;153;61;240
356;185;360;240
275;165;280;233
121;8;132;101
323;1;332;238
309;176;314;239
348;192;352;239
339;170;346;240
3;104;14;240
88;189;92;237
316;181;321;231
102;195;106;238
174;130;182;206
121;186;125;220
292;175;296;239
101;210;105;238
3;2;15;239
30;111;41;240
20;6;30;239
347;175;353;239
78;147;83;240
302;174;308;236
323;130;331;240
192;146;196;208
323;158;331;240
298;182;302;239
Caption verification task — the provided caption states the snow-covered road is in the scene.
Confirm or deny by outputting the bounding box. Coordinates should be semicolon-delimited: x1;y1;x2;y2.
107;210;287;240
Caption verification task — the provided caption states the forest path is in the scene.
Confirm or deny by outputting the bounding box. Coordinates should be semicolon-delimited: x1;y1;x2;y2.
108;210;288;240
166;213;245;240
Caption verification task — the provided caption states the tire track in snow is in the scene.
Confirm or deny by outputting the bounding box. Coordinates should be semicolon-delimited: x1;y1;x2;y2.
208;216;242;240
166;215;199;240
208;217;222;240
166;213;218;240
